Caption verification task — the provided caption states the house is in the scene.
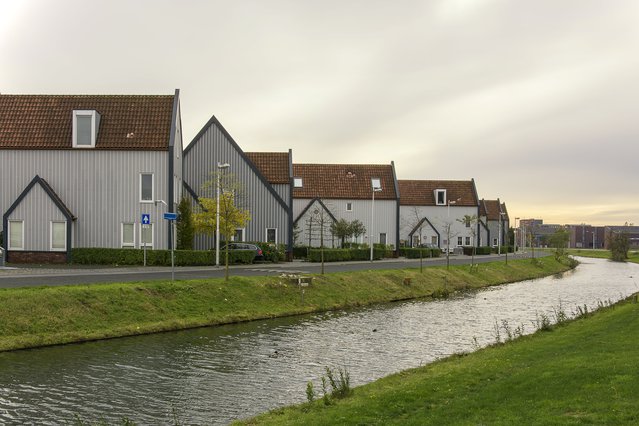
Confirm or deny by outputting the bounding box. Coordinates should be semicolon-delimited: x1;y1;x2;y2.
182;116;293;253
292;163;400;249
0;91;183;263
479;199;510;247
398;179;480;251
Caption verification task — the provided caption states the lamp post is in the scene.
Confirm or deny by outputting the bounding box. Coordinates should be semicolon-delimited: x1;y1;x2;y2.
215;162;230;267
370;178;382;262
500;212;507;263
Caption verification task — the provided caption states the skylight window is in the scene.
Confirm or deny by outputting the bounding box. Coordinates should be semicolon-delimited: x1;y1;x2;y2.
293;177;303;188
72;110;100;148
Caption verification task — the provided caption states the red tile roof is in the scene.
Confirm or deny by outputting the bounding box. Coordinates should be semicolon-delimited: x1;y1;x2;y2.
245;152;290;184
0;94;174;150
398;180;478;206
293;163;397;200
480;199;509;221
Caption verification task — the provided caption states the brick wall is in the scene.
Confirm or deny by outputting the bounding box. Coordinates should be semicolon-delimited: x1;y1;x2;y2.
7;251;67;264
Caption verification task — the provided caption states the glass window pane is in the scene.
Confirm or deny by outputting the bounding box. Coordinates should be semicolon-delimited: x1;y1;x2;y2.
9;221;23;249
52;222;66;249
267;228;276;243
123;223;134;246
141;174;153;201
76;115;92;145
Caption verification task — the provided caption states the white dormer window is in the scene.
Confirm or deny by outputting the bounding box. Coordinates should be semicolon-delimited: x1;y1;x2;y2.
73;110;100;148
294;177;303;188
371;178;382;191
435;189;446;205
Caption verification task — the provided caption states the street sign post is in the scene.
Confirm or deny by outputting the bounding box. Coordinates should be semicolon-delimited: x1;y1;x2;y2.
141;214;150;266
163;212;178;281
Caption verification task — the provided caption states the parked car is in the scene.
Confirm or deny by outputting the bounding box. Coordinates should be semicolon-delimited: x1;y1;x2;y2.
221;243;264;261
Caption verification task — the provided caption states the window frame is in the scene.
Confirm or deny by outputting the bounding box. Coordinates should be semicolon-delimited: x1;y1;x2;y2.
8;220;24;250
140;173;155;203
379;232;387;245
457;236;463;246
50;221;67;251
465;236;471;246
233;228;245;242
293;177;303;188
266;228;277;244
122;222;136;248
435;189;447;206
72;110;99;148
346;202;353;212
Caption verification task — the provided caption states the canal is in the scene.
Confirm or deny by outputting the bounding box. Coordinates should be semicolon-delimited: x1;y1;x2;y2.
0;257;637;424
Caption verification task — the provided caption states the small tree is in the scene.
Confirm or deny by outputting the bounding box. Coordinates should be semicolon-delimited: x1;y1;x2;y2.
176;197;194;250
549;228;569;259
608;232;629;262
310;208;334;274
193;172;251;281
458;214;478;268
330;219;352;248
350;220;366;244
442;221;459;271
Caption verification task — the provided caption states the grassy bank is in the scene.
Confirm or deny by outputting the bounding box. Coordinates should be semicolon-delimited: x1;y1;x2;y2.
241;294;639;425
0;257;573;352
565;248;639;263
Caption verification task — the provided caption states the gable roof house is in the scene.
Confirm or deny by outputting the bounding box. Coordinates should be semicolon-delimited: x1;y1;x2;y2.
0;91;183;263
398;179;480;251
479;199;510;247
182;116;293;252
292;163;400;249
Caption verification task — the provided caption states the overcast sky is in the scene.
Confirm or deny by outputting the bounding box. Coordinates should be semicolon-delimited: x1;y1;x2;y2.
2;0;638;226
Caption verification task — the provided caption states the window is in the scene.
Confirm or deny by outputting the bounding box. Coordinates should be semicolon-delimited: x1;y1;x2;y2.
465;236;471;246
234;228;245;242
457;236;463;246
371;178;382;191
412;235;420;247
379;233;387;245
346;202;353;212
140;173;154;203
8;220;24;250
435;189;446;205
122;223;135;248
293;177;303;188
465;220;471;228
266;228;277;243
140;223;153;248
493;238;498;246
72;110;100;148
431;236;438;246
51;222;66;251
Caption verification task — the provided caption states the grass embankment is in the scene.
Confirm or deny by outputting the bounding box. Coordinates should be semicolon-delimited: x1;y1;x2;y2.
241;294;639;426
565;248;639;264
0;257;572;352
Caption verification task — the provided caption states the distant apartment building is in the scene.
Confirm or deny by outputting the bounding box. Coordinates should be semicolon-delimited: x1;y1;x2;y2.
566;224;605;249
603;226;639;249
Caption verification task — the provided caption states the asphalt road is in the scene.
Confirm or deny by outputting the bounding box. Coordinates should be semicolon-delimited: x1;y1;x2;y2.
0;251;545;288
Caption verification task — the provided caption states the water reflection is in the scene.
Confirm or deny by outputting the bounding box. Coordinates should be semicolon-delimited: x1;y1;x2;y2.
0;257;637;424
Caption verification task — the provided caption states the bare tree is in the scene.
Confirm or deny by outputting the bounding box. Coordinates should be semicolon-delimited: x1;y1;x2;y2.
458;214;478;269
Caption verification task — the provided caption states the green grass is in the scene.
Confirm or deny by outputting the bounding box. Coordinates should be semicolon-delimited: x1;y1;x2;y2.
0;257;573;352
563;248;639;264
239;294;639;425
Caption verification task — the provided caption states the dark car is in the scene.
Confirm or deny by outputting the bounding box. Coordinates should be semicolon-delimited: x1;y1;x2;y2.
221;243;264;261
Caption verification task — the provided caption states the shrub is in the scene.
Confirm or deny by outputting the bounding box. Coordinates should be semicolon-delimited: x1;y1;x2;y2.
400;248;442;259
245;241;285;263
491;245;513;253
71;248;254;266
463;246;492;255
293;246;310;259
307;248;385;262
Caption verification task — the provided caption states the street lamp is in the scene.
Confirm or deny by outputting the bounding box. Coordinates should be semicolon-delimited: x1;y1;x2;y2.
370;178;382;262
216;162;230;267
500;212;507;263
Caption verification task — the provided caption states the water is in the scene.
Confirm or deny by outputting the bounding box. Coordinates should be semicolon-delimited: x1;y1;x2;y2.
0;257;637;424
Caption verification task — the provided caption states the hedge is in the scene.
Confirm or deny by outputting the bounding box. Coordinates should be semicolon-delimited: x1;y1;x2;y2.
244;241;286;263
462;246;492;256
307;248;386;262
400;247;442;258
491;245;514;254
71;248;254;266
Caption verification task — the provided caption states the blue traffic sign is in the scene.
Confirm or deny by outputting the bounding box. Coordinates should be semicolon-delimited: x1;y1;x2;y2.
141;214;150;225
163;212;178;221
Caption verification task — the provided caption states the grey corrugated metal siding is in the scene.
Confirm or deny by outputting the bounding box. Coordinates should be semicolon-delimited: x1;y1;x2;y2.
184;121;289;248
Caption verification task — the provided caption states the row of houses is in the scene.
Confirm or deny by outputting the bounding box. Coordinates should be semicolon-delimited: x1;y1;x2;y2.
0;91;510;263
517;220;639;250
